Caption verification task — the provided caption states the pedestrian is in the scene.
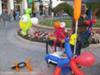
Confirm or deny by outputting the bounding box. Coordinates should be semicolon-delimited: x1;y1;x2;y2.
13;10;16;20
15;9;20;21
9;10;14;21
1;10;10;31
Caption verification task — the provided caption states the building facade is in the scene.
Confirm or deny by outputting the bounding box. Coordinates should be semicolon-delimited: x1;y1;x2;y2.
0;0;73;16
0;0;29;15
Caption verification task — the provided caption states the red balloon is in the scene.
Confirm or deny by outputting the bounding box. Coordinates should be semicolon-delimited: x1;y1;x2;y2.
76;52;96;67
92;19;96;24
70;58;85;75
84;20;90;26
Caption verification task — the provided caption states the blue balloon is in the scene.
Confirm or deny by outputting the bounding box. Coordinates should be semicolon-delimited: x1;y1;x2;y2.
87;9;93;31
65;37;73;59
87;9;92;20
45;54;60;63
61;66;71;75
45;37;72;73
57;58;70;67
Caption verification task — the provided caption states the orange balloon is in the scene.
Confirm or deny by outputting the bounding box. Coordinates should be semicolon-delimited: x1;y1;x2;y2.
54;21;60;29
74;0;82;21
53;66;62;75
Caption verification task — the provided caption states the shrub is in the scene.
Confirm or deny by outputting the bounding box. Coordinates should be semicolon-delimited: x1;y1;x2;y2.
52;3;73;17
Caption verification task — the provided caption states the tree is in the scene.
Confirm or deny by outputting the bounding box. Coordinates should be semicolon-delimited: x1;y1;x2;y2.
52;3;73;17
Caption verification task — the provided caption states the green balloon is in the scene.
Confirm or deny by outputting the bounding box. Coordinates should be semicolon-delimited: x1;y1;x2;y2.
19;8;32;36
25;8;32;14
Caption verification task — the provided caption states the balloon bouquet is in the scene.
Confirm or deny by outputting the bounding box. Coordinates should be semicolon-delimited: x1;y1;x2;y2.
45;0;96;75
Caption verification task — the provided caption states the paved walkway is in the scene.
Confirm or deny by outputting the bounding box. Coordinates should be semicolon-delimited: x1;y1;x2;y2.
0;21;100;75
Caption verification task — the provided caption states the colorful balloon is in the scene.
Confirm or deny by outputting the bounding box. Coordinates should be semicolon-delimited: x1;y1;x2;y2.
65;37;73;59
84;20;91;26
25;8;32;14
69;33;77;46
92;19;96;24
76;52;96;67
74;0;82;21
60;22;66;28
31;17;39;25
70;58;85;75
19;8;32;36
54;21;60;29
53;66;62;75
20;15;28;30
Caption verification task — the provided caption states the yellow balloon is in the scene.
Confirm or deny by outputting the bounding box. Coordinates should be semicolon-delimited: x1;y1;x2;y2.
19;8;32;36
19;20;27;30
69;33;77;45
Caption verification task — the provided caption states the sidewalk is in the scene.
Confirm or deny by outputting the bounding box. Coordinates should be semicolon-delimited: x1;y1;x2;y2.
0;21;100;75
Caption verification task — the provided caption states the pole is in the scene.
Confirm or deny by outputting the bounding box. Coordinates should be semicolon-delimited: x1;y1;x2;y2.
73;20;78;55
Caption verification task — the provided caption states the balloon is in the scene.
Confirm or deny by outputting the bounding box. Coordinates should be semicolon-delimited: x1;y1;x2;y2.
62;66;71;75
21;15;28;22
45;54;61;63
74;0;82;21
92;19;96;24
70;58;85;75
20;15;28;30
19;20;26;30
19;8;32;36
60;22;66;28
25;8;32;14
31;17;39;25
69;33;77;46
53;66;62;75
54;21;60;29
65;37;73;59
84;20;91;26
58;58;70;68
76;52;96;67
87;9;92;20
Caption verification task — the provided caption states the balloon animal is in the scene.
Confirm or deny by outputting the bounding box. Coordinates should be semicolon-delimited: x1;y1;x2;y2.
45;37;96;75
48;21;66;48
19;8;32;36
45;0;96;74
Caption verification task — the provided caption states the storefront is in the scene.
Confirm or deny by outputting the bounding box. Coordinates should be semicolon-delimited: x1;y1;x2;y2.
0;0;40;16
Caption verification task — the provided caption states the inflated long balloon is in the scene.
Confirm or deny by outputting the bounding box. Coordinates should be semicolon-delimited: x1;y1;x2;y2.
65;37;73;59
74;0;82;21
70;58;85;75
75;52;96;67
53;66;62;75
73;0;82;55
87;9;96;32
